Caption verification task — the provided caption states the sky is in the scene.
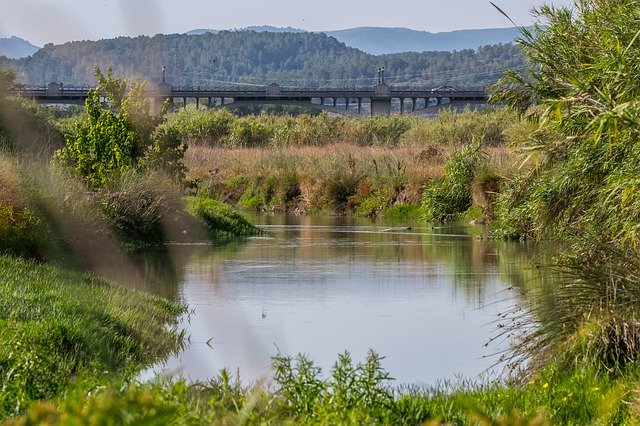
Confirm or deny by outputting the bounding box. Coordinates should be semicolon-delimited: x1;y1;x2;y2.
1;0;574;47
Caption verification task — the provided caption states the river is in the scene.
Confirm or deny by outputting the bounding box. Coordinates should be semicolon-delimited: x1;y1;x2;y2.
129;214;539;386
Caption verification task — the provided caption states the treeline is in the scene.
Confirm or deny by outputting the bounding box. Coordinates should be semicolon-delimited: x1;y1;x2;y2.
0;31;523;88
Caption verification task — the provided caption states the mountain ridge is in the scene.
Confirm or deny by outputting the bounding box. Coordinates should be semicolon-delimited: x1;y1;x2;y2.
183;26;522;54
0;36;40;59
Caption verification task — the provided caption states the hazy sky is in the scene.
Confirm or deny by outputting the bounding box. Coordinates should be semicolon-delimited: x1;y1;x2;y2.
1;0;574;46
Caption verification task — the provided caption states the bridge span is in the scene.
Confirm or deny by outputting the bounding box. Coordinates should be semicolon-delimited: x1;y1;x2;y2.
12;82;490;116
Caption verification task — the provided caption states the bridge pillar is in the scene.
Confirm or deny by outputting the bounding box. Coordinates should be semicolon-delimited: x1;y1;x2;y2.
152;83;172;115
372;83;391;116
357;99;362;115
196;98;200;109
371;99;391;116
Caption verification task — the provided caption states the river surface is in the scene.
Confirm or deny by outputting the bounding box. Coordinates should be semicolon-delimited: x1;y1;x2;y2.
128;215;539;386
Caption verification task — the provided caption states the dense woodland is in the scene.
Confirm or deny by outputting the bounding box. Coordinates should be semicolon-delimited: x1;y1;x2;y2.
0;31;524;88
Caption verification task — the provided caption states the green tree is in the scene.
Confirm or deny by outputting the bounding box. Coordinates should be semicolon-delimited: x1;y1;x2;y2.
55;89;139;187
55;68;187;186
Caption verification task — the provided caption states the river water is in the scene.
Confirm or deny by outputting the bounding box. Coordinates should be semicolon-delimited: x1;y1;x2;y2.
130;215;538;386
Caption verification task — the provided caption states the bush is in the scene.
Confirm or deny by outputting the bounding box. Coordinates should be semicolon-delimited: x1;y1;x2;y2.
0;204;42;258
422;137;485;222
186;196;261;239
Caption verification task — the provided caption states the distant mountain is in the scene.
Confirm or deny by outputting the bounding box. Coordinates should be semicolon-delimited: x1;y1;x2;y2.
0;36;40;59
326;27;523;55
185;26;522;54
185;29;220;36
185;26;304;36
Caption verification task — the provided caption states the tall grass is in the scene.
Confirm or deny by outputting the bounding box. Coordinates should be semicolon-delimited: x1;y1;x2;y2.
8;350;637;424
160;107;520;149
488;0;640;384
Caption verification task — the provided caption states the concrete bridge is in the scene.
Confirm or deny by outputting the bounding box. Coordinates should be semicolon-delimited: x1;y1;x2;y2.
12;82;490;116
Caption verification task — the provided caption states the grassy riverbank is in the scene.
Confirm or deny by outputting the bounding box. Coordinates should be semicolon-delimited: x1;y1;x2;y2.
7;351;636;424
0;255;185;418
178;109;522;218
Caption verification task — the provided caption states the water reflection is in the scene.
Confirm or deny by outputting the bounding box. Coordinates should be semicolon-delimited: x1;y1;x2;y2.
125;215;542;385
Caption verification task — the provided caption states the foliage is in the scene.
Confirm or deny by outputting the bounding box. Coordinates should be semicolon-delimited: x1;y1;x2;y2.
490;0;640;245
54;68;187;187
422;137;485;222
99;172;170;247
142;126;188;182
0;204;42;259
488;0;640;385
7;351;639;425
271;350;395;423
311;153;367;213
0;256;184;418
0;67;63;156
54;89;139;187
186;196;261;239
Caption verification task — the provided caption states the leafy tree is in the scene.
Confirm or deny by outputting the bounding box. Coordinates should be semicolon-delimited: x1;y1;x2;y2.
55;68;186;187
55;89;139;187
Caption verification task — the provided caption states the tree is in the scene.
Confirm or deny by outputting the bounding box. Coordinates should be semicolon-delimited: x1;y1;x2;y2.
55;67;186;187
54;89;138;187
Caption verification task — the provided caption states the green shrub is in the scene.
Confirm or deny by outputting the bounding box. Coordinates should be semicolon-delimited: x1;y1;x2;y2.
0;204;42;258
422;137;485;222
186;196;261;239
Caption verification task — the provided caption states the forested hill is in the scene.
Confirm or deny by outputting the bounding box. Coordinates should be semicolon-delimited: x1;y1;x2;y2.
0;31;523;88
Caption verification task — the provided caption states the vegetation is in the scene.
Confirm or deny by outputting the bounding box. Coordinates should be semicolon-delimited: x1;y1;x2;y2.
422;137;486;222
186;196;262;240
6;352;638;424
175;108;515;217
483;0;640;398
0;31;523;88
3;0;640;422
0;255;184;418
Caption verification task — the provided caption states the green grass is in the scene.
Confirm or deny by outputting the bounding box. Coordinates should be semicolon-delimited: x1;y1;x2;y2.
0;256;185;418
186;196;262;240
7;351;638;425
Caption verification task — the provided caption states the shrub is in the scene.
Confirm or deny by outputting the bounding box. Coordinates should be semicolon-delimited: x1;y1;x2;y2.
0;204;42;258
422;137;485;222
186;196;261;239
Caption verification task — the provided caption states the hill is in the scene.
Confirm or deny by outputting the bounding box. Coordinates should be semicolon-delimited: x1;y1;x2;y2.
0;31;523;88
325;27;523;55
0;36;40;59
184;26;522;54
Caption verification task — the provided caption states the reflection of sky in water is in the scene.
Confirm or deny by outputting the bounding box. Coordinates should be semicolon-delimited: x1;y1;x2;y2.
143;216;522;386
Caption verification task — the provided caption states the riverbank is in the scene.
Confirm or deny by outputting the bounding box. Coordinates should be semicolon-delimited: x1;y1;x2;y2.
178;109;522;220
0;255;185;418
